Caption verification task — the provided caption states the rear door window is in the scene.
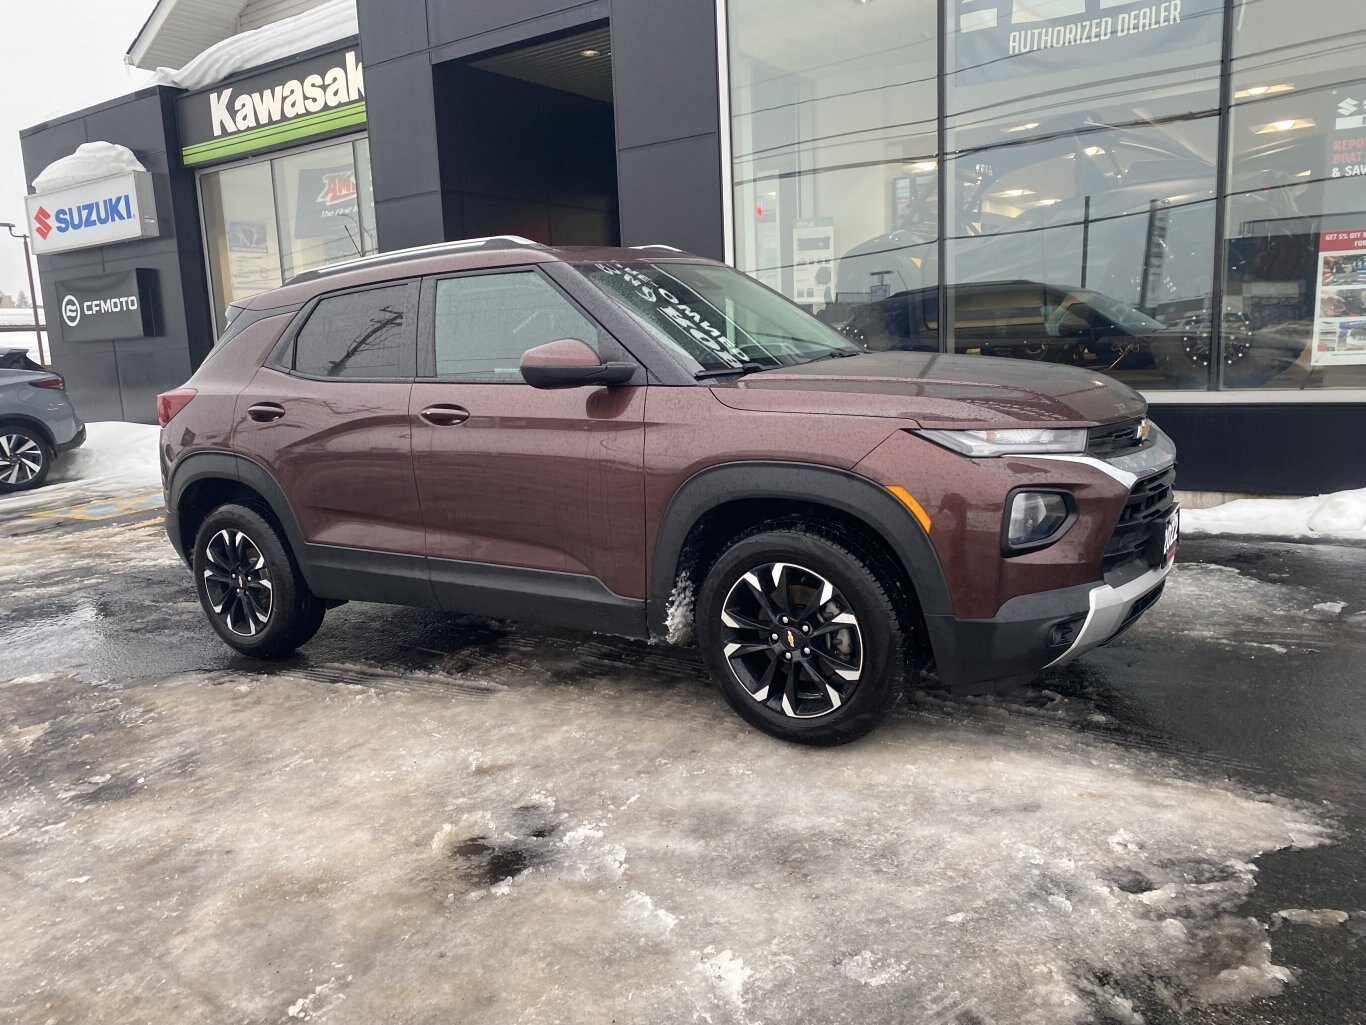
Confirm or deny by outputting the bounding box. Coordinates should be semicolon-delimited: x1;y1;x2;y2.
429;271;600;382
292;282;418;379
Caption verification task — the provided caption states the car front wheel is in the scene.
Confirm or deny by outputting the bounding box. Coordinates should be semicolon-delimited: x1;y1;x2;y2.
695;524;913;745
192;504;325;657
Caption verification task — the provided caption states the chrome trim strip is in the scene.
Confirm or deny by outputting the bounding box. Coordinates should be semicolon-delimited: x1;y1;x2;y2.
1045;560;1173;668
1031;422;1177;486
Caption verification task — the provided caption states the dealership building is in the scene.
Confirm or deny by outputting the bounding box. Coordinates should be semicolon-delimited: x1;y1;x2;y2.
18;0;1364;494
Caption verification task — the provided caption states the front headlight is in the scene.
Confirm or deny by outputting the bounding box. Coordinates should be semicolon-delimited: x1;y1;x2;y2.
914;427;1088;457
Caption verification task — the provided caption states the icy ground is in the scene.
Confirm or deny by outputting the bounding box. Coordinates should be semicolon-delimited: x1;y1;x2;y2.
2;502;1361;1023
1183;488;1366;542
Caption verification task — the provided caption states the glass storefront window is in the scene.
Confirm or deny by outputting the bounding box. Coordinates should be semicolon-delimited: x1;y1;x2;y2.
200;160;283;328
943;0;1225;390
199;135;377;333
1223;0;1366;389
728;0;938;340
274;142;368;281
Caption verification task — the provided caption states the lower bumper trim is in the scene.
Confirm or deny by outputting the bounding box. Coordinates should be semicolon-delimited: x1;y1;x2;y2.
1044;561;1174;668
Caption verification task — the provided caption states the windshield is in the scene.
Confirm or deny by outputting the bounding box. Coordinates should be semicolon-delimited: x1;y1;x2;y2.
575;261;860;373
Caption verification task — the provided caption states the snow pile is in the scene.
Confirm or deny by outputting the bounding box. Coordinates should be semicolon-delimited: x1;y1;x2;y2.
147;0;358;91
0;421;161;515
1183;488;1366;541
31;143;146;192
50;421;160;491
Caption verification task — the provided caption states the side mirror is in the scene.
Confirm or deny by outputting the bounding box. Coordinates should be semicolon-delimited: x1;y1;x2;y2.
520;338;636;389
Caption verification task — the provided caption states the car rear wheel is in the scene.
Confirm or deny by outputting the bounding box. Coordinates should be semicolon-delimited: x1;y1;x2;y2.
192;504;326;658
695;524;913;745
0;425;51;493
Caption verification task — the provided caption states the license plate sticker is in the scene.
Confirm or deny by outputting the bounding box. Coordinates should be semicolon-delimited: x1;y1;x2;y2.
1163;506;1180;564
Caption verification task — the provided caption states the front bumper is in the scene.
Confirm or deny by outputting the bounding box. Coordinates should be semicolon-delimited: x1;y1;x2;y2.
926;559;1172;691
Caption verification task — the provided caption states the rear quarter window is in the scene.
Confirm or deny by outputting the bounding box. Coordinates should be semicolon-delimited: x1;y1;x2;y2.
291;282;418;379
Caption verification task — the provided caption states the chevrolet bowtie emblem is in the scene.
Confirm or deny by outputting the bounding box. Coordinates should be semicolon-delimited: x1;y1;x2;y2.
786;630;796;647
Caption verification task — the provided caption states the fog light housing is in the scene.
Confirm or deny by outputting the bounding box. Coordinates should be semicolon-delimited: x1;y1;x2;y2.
1003;489;1075;553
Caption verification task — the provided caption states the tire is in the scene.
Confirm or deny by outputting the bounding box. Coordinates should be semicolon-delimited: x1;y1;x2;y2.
192;503;326;658
0;424;52;493
695;523;914;745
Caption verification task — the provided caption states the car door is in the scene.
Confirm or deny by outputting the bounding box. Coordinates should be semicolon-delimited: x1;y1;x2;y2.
409;266;647;611
232;279;428;570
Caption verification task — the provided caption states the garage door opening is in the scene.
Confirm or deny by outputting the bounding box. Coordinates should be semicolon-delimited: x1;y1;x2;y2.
434;24;619;247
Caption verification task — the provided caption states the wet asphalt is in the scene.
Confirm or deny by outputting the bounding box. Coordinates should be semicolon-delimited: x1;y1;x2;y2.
1;492;1364;1023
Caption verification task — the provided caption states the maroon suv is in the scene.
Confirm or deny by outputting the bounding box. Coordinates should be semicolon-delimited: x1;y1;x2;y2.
159;237;1178;744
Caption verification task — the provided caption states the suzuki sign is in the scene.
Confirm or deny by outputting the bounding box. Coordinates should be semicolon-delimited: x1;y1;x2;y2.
24;171;159;255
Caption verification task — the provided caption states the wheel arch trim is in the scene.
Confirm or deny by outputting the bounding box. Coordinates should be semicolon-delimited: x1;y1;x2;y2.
166;450;315;587
0;414;57;451
649;461;954;635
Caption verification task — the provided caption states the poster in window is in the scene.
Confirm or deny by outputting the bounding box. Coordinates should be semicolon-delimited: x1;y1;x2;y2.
792;218;835;308
953;0;1222;83
293;165;361;240
1311;229;1366;367
1328;85;1366;181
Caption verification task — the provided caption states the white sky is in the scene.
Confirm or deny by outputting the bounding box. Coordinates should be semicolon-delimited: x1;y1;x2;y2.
0;0;153;301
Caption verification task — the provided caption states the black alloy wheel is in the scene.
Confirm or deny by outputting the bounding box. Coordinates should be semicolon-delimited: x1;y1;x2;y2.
201;528;275;637
192;504;326;658
696;524;913;745
720;561;863;719
0;427;50;492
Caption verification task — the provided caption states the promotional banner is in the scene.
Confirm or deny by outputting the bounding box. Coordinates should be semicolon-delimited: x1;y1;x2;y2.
1311;229;1366;367
1327;84;1366;181
293;165;360;238
952;0;1222;83
55;269;159;342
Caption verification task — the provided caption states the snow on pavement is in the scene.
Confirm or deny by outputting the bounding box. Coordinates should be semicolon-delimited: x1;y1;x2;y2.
1183;488;1366;541
0;421;160;514
0;524;1347;1025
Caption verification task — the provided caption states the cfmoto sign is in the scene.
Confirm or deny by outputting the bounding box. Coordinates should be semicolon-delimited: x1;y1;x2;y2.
54;270;159;343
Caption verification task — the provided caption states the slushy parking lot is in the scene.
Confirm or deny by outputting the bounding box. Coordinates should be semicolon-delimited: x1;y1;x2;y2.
2;431;1364;1025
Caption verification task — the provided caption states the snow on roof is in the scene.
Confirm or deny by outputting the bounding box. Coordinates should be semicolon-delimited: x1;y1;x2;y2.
144;0;358;92
31;143;147;193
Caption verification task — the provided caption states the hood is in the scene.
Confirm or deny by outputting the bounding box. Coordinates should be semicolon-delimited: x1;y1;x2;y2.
709;352;1145;428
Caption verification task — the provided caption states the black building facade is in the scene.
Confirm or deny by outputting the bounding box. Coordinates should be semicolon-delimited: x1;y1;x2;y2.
18;0;1366;494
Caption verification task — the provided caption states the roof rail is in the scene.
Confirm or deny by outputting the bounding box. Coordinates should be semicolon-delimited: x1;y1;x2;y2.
286;235;545;285
630;244;690;254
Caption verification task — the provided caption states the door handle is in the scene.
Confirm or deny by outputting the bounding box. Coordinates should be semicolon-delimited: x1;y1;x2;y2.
419;404;470;426
246;402;285;423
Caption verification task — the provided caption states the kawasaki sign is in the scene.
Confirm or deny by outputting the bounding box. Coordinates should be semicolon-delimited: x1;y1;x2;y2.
23;171;160;256
177;46;366;167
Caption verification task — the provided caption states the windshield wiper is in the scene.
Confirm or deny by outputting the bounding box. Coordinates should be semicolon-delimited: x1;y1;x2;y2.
694;362;772;379
800;349;863;364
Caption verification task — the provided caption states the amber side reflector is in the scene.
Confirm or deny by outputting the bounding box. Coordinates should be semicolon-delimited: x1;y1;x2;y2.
887;486;932;533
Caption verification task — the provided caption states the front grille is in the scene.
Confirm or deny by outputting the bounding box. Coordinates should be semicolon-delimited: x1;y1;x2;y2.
1087;417;1152;459
1102;465;1177;582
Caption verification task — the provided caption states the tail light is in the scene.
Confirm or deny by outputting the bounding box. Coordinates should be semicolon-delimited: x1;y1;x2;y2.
28;375;64;389
156;388;198;427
